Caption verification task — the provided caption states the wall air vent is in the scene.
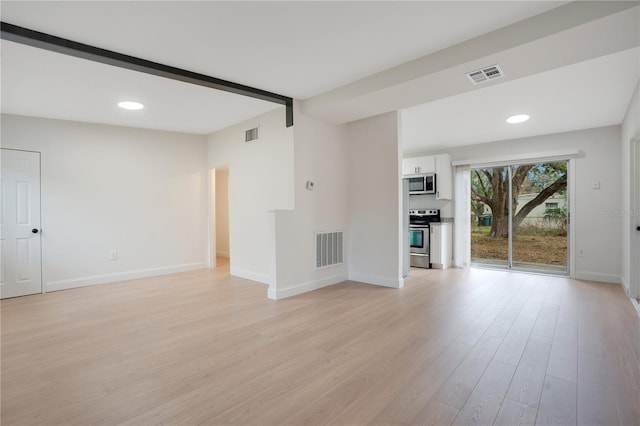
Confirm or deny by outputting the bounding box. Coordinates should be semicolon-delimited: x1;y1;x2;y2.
316;231;344;268
245;126;259;142
467;64;504;85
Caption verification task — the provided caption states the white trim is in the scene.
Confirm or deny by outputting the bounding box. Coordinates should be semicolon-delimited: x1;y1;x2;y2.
568;158;576;279
267;273;348;300
621;275;631;297
630;136;640;299
231;267;269;284
209;168;216;269
573;271;620;284
348;273;404;288
630;297;640;318
46;262;207;292
37;150;44;294
452;149;581;167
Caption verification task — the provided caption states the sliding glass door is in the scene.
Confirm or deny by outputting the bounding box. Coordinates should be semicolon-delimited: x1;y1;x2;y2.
470;161;568;274
470;166;510;268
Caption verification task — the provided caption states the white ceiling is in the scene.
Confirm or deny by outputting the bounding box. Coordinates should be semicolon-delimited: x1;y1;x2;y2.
1;1;638;148
0;1;569;98
401;47;640;154
0;40;280;135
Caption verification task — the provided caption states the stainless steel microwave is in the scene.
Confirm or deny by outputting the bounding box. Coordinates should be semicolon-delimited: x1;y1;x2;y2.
406;173;436;195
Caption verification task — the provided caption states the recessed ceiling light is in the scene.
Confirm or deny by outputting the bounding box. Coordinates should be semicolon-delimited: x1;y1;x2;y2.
506;114;530;124
118;101;144;110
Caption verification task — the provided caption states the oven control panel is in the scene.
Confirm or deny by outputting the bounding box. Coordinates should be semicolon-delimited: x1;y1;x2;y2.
409;209;441;225
409;209;439;216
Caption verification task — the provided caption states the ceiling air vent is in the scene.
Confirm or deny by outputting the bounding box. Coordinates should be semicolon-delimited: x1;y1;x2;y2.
467;64;504;85
245;126;259;142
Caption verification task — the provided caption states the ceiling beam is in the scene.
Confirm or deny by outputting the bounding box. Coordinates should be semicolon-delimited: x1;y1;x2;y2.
1;21;294;127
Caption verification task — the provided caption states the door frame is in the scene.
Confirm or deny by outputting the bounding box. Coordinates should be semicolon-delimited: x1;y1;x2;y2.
209;167;217;268
630;136;640;300
0;148;45;296
568;158;576;279
208;164;231;269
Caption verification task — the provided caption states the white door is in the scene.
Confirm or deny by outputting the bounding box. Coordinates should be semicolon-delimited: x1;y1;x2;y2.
1;149;42;299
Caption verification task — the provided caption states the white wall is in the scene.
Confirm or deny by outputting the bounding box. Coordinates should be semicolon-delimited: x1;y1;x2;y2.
621;80;640;297
1;114;208;291
215;167;230;258
421;125;623;284
268;102;349;299
346;112;404;287
206;107;294;284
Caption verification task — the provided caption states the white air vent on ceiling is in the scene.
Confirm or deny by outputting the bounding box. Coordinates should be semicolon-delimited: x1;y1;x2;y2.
467;64;504;85
245;126;259;142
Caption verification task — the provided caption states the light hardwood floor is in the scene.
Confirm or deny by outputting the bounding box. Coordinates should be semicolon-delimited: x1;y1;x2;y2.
2;262;639;425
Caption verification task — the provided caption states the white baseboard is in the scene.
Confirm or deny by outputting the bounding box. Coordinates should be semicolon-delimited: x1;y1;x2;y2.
631;298;640;318
230;267;269;285
573;271;620;284
46;262;207;292
620;276;640;318
348;273;404;289
621;275;631;297
267;273;348;300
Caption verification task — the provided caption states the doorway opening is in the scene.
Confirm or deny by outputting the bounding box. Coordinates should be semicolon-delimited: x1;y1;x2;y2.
210;166;230;269
470;160;569;274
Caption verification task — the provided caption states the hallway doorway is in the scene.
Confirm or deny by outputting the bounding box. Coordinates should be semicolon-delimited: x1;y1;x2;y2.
210;166;230;268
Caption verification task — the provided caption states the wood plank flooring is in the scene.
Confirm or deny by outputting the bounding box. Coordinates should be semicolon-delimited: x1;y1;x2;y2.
1;262;639;425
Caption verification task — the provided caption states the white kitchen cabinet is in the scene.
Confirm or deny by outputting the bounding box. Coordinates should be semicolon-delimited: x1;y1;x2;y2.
402;158;418;176
402;154;452;200
430;222;452;269
402;156;435;175
434;154;452;200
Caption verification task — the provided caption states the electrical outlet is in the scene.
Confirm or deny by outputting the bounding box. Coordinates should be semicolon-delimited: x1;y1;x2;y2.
109;250;118;261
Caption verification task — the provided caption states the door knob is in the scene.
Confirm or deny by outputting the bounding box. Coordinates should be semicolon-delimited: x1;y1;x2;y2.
31;228;39;234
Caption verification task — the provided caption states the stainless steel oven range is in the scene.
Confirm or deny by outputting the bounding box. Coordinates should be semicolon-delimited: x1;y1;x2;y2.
409;209;441;268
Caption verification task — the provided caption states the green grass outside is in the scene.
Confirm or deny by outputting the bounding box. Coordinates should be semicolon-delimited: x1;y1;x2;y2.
471;225;567;267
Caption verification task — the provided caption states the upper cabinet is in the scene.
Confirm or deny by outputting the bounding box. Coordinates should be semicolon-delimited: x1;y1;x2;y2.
402;154;452;200
402;156;435;175
434;154;452;200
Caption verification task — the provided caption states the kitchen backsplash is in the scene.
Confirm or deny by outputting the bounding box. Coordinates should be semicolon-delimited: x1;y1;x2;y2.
408;195;453;218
